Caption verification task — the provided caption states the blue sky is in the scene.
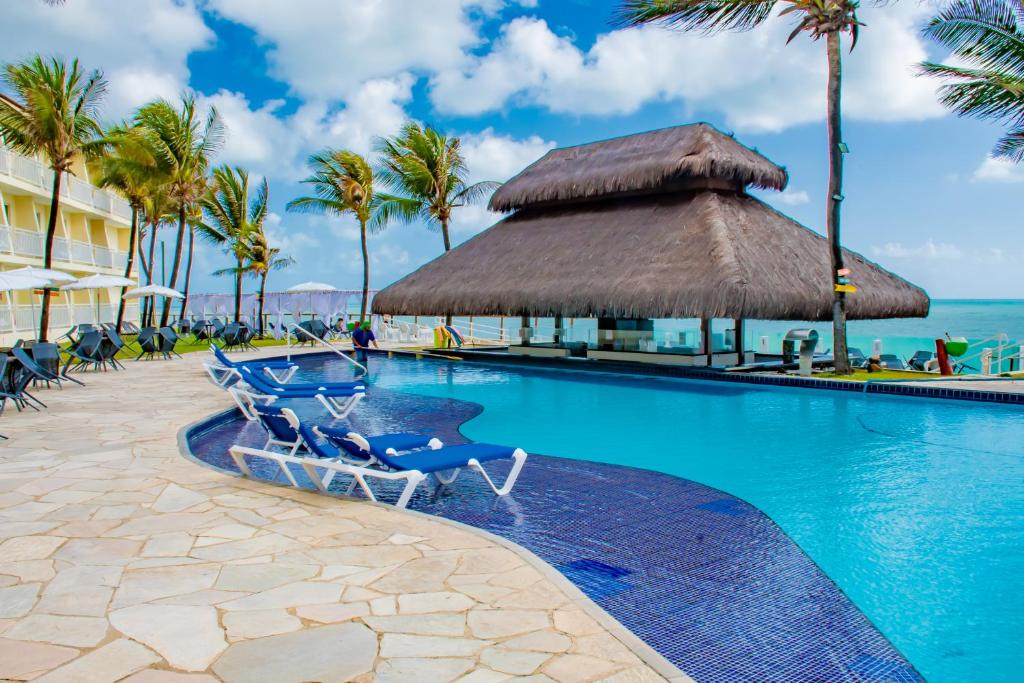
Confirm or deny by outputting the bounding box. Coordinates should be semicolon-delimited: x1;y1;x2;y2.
7;0;1022;298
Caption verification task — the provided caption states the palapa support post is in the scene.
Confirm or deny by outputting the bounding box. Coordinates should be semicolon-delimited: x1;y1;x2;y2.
520;314;531;346
553;314;563;345
734;318;744;366
701;318;712;367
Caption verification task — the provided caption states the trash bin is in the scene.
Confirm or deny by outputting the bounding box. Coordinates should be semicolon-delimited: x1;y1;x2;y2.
783;329;819;376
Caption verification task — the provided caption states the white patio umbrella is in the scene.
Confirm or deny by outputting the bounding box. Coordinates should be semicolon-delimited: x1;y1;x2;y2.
286;282;338;321
61;274;137;324
122;284;184;300
7;266;76;284
8;268;78;338
0;271;56;338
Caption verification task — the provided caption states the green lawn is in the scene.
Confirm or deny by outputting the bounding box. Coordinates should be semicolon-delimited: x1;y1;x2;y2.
817;369;942;382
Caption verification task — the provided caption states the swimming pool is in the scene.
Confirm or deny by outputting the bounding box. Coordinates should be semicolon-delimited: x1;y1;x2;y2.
192;353;1023;682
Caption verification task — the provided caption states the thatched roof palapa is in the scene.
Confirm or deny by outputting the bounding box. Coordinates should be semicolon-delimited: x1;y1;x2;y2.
375;123;929;322
489;124;788;212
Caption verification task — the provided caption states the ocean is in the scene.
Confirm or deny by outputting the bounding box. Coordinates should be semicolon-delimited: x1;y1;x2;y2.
410;300;1024;372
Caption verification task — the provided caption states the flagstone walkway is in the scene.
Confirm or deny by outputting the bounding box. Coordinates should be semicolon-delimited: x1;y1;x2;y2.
0;348;677;683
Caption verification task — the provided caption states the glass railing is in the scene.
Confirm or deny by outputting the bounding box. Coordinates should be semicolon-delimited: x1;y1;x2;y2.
0;145;132;221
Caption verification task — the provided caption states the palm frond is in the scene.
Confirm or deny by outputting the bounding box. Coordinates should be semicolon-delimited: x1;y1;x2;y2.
614;0;776;33
923;0;1024;78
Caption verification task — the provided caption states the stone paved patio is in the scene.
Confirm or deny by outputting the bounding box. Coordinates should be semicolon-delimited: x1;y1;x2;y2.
0;348;676;683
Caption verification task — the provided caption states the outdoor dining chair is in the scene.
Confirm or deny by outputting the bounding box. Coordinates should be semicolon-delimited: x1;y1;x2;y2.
135;328;162;360
14;346;84;389
62;331;106;373
158;326;184;359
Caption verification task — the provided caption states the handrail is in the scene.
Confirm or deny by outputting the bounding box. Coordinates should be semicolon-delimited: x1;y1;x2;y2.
285;322;367;372
949;333;1021;375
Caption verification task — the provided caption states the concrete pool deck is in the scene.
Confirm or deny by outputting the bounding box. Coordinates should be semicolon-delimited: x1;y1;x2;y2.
0;348;678;683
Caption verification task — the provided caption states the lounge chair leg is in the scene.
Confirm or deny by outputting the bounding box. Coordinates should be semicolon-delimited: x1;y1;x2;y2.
276;461;299;487
394;472;426;509
299;461;330;492
229;449;255;478
468;449;528;496
434;468;461;485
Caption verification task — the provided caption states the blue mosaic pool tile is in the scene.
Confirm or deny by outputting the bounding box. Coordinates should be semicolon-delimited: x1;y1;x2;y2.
558;559;635;599
697;497;754;517
186;369;925;683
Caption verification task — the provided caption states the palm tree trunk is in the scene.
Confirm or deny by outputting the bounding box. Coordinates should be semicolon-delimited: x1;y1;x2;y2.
441;217;453;326
144;222;158;326
178;228;195;322
233;258;243;323
359;219;370;323
826;32;850;374
160;206;187;328
258;271;268;337
37;171;62;341
115;206;139;331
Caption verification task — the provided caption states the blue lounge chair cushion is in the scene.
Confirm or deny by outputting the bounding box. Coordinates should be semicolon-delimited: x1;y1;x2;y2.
239;366;362;392
213;346;294;369
317;424;434;458
252;405;299;442
377;443;517;473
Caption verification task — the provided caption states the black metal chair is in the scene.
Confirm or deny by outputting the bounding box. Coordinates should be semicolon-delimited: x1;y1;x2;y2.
220;323;242;351
238;323;257;350
158;326;183;359
31;343;84;385
2;354;45;411
62;331;106;373
14;346;84;389
135;328;161;360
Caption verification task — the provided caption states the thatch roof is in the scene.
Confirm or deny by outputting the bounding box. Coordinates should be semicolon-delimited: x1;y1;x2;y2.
489;123;789;212
374;191;929;321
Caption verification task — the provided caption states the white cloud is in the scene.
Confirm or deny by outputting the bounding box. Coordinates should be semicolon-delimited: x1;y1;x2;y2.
870;240;1021;298
206;0;505;99
972;155;1024;183
451;128;556;236
872;240;963;260
198;76;413;181
776;189;810;206
0;0;213;119
431;4;943;132
264;212;319;255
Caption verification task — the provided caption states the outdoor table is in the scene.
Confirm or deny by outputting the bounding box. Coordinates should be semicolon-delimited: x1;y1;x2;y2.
191;322;216;345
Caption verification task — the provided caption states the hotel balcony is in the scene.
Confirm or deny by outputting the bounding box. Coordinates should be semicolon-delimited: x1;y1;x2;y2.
0;222;129;272
0;144;132;223
1;143;138;343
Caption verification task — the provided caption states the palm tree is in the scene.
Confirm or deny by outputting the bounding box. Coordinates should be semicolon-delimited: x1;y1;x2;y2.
178;203;205;322
138;184;175;326
617;0;863;373
0;56;106;341
133;96;222;328
197;166;269;322
918;0;1024;162
246;232;294;337
287;150;384;323
97;124;165;330
375;122;499;253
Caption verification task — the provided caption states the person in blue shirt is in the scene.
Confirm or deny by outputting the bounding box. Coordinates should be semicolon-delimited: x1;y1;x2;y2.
352;321;378;363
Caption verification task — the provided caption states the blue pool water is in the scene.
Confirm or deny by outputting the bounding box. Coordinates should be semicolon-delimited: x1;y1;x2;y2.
312;354;1022;681
191;353;1023;681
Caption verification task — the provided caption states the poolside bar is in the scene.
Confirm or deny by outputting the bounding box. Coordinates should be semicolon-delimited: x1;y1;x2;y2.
374;123;929;367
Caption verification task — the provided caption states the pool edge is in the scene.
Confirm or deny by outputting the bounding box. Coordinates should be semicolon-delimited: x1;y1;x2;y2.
176;409;695;683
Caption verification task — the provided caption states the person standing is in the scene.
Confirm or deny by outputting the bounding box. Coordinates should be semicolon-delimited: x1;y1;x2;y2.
352;321;378;365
